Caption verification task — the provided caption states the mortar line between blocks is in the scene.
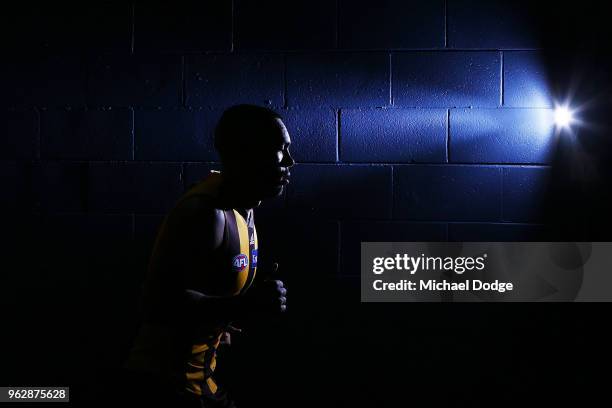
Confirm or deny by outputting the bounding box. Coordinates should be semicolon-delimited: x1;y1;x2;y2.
130;2;135;54
446;109;450;163
181;56;186;107
500;167;505;222
336;220;342;278
230;0;235;52
444;0;448;48
131;107;135;160
500;51;504;106
336;109;341;162
389;53;393;106
390;165;394;219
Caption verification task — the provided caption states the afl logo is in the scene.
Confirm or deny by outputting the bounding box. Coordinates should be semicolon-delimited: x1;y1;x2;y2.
232;254;249;272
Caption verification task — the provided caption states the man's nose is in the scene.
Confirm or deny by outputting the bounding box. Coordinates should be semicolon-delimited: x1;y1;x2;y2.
282;152;295;168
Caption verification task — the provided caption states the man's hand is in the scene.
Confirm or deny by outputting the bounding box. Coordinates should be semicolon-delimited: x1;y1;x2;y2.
241;263;287;314
189;263;287;325
220;324;243;346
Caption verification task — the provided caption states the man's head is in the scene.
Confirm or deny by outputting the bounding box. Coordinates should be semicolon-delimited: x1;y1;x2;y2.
214;104;295;201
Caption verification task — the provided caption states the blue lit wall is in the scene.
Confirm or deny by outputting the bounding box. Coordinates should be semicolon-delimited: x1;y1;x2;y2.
0;1;564;283
2;1;611;406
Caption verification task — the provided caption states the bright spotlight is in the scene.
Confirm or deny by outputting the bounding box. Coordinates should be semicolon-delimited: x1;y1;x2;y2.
554;105;574;128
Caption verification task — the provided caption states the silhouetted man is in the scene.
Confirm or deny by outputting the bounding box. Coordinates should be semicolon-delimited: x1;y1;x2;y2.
121;104;295;407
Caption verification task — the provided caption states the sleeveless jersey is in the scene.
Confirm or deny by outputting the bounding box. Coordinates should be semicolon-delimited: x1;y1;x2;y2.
124;170;258;398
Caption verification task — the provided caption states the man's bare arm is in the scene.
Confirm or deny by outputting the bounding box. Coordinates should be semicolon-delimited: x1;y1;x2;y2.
167;195;287;329
166;195;245;327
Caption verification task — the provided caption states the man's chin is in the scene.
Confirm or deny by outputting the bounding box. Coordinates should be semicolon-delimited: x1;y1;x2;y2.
260;184;284;199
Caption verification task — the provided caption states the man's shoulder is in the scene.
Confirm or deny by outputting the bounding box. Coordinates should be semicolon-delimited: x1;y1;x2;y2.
177;193;219;211
159;195;226;251
172;194;226;227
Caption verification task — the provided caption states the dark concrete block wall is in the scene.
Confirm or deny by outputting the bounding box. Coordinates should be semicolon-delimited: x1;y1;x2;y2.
0;1;556;267
2;1;609;406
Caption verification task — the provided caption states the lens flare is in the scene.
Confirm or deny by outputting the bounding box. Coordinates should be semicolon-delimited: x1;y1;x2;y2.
554;105;574;128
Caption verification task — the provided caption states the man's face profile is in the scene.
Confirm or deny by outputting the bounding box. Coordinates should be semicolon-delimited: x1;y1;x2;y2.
247;118;294;199
222;114;295;201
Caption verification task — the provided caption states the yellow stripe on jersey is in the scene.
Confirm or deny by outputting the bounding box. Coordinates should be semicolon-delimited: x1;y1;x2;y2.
186;381;202;395
186;371;204;380
185;332;223;396
191;343;210;354
253;226;258;279
232;209;251;295
206;377;218;394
